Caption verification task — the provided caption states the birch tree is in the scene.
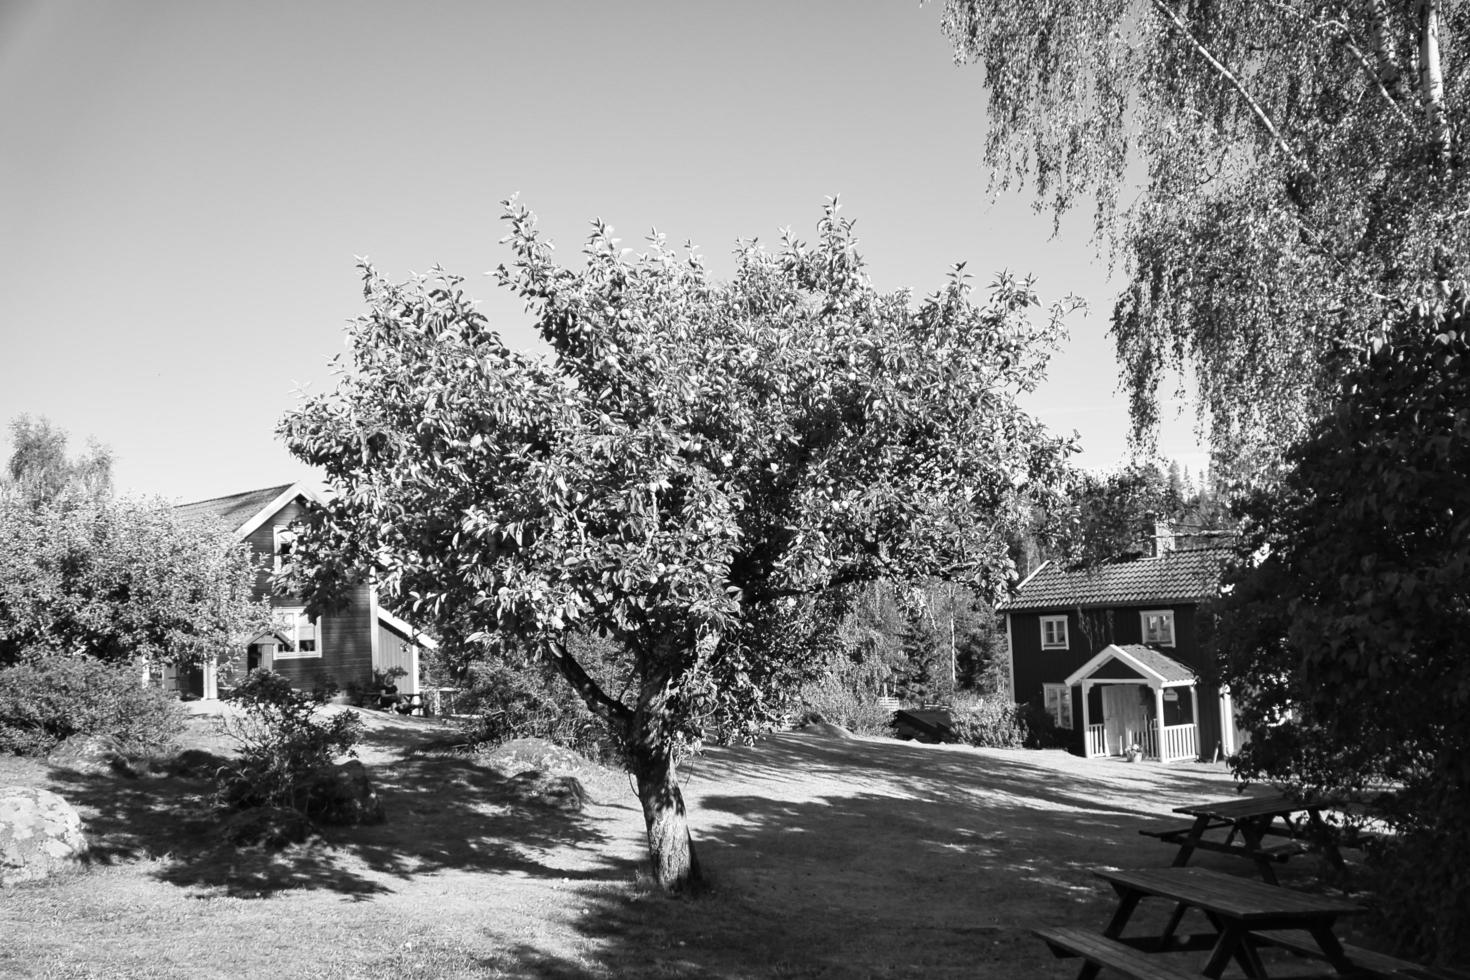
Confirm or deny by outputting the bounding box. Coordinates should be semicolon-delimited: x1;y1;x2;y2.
280;199;1073;892
940;0;1469;469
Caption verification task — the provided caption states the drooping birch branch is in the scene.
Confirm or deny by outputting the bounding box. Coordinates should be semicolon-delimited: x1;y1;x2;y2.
1148;0;1311;176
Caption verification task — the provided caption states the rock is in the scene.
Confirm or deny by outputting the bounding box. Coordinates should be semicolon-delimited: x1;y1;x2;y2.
509;771;588;812
220;805;314;849
481;737;588;776
46;734;137;777
803;721;854;739
0;787;88;885
303;759;384;825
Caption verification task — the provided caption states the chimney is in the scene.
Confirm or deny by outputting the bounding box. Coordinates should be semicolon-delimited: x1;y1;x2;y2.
1147;514;1175;558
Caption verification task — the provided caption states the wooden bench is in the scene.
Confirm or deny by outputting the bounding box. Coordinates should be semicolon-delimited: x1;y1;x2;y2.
1138;826;1306;862
1034;926;1203;980
1256;930;1470;980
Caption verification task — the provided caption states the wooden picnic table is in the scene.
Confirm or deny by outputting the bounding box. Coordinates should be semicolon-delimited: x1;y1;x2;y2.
1087;869;1358;975
1144;795;1346;885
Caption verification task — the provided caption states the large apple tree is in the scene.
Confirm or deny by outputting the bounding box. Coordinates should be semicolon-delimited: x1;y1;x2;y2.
280;199;1073;891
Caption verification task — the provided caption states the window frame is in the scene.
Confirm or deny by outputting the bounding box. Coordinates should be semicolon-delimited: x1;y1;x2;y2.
272;524;297;575
1043;682;1073;729
272;606;322;660
1140;609;1176;647
1039;614;1069;650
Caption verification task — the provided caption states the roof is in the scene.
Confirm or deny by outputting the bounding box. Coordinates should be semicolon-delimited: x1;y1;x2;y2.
174;481;326;539
997;546;1231;612
174;484;295;531
1064;644;1197;688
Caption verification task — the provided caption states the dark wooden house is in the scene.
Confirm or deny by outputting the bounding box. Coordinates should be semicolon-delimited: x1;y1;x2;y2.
171;482;434;699
997;527;1239;762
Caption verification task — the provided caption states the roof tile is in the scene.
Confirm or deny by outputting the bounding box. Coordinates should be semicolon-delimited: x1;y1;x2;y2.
174;484;294;532
998;546;1231;611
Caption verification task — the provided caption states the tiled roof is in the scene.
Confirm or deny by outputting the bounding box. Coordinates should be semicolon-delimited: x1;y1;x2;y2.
174;484;294;532
1114;644;1196;683
997;546;1231;611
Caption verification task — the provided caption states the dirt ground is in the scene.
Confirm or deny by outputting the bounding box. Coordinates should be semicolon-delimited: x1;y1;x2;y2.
0;707;1376;979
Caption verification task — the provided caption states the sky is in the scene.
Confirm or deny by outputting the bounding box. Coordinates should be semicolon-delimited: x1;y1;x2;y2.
1;0;1206;504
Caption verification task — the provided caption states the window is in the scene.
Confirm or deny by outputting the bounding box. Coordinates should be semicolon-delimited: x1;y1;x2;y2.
273;525;297;575
1141;609;1175;647
273;606;321;659
1040;615;1069;650
1043;683;1073;728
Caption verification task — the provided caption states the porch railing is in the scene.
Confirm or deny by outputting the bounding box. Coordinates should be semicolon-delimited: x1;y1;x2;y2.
1085;724;1107;758
1161;723;1198;762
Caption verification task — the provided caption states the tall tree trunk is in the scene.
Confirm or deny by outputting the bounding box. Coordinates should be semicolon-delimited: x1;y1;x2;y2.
1418;0;1451;165
630;740;702;893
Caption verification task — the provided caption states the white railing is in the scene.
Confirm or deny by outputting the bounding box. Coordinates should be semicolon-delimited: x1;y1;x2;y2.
1133;727;1157;760
1161;723;1198;762
1086;724;1107;758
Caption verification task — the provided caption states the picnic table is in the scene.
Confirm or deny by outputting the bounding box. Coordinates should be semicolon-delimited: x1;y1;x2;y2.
1141;795;1346;885
1036;865;1366;979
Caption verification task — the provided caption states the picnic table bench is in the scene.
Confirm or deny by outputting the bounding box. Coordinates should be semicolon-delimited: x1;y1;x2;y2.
1139;795;1345;885
1035;865;1367;978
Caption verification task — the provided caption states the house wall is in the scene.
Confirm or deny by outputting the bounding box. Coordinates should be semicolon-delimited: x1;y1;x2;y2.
237;497;376;695
1008;604;1225;759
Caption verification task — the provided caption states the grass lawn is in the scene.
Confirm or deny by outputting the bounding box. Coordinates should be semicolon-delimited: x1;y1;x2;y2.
0;709;1382;979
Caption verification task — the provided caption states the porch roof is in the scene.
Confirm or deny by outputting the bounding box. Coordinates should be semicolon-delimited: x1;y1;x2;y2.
1064;643;1197;688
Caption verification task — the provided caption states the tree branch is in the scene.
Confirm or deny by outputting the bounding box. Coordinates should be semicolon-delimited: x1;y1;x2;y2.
1148;0;1311;176
542;634;633;727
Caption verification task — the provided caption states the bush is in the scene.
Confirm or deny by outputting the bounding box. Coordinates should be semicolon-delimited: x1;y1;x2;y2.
218;671;363;812
0;651;185;756
454;654;620;763
795;673;896;736
947;693;1025;748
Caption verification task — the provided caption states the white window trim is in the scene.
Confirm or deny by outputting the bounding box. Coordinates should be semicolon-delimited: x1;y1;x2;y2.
1040;615;1069;650
272;606;322;660
1141;609;1176;647
1043;682;1073;729
273;525;297;575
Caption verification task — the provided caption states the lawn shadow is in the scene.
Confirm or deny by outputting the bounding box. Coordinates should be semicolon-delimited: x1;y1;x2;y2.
42;728;642;900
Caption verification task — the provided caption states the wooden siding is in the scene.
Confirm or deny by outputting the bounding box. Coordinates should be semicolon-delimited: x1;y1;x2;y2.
1009;603;1226;760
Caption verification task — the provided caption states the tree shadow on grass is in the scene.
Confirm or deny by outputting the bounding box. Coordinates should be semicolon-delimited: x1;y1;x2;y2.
42;740;642;901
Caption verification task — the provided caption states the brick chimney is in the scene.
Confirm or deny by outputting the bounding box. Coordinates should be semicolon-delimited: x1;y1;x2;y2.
1144;513;1175;558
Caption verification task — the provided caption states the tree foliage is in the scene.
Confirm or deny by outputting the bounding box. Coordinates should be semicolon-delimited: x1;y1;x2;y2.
0;493;270;670
5;414;113;504
1213;293;1470;963
279;199;1074;891
940;0;1470;467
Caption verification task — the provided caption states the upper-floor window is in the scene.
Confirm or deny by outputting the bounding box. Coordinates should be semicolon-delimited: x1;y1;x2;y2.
1040;615;1069;650
1141;609;1175;647
273;606;320;659
273;525;297;575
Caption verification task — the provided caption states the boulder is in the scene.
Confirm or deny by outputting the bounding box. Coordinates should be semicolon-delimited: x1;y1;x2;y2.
303;759;384;825
509;771;589;812
220;805;314;850
0;787;88;885
169;748;232;780
46;734;137;777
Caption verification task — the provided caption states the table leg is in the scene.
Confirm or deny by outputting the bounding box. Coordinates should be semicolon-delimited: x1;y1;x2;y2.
1202;921;1269;980
1172;815;1212;867
1101;886;1143;938
1306;808;1347;871
1238;818;1280;885
1306;922;1356;974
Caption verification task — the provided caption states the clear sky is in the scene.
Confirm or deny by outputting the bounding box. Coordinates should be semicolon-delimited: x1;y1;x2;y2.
1;0;1205;504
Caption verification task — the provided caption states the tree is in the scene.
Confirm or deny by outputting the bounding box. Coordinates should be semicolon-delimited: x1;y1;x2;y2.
939;0;1470;469
1212;293;1470;963
5;415;113;503
279;199;1074;892
0;493;271;671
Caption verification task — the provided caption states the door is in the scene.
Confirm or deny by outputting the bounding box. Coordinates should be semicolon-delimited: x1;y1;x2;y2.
1102;685;1149;755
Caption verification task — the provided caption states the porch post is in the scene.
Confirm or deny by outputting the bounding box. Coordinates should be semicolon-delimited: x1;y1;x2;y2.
1153;685;1166;761
1081;680;1093;757
1189;685;1201;761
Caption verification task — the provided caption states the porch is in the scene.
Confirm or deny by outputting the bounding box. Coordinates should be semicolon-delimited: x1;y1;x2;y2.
1066;644;1200;764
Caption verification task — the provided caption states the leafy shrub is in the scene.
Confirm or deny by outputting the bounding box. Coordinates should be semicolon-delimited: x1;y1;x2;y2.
0;650;185;755
454;654;620;763
795;673;896;736
218;671;362;812
947;693;1025;748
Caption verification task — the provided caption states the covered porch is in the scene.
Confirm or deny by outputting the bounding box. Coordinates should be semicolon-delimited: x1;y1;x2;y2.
1065;644;1200;763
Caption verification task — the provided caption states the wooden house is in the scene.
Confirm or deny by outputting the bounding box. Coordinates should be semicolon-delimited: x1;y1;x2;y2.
997;525;1240;763
170;482;433;700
